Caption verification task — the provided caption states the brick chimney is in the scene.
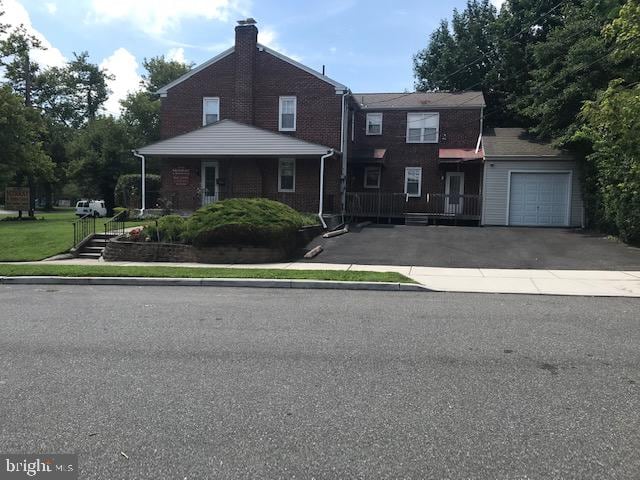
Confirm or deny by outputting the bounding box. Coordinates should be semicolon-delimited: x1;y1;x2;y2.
234;19;258;124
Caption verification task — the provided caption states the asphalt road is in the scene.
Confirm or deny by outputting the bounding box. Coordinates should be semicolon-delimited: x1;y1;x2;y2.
1;286;639;479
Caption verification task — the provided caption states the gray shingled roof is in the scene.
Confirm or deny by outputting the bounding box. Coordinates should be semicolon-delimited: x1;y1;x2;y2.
352;91;486;109
136;120;333;157
483;128;567;157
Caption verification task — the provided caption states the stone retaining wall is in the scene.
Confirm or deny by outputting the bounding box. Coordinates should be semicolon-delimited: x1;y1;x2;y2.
103;226;322;264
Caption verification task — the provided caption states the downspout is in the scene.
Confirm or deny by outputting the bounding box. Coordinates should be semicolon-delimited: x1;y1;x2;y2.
133;151;146;217
318;149;335;229
340;91;349;217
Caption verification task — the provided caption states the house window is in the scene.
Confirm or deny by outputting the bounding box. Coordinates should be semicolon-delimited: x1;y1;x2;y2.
406;112;439;143
202;97;220;125
404;167;422;197
279;96;297;131
278;158;296;192
364;166;381;189
366;113;383;135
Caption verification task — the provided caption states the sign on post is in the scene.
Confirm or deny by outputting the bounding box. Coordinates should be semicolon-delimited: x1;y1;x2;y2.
5;187;30;211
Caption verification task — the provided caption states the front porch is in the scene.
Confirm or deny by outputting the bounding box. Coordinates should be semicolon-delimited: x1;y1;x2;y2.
134;119;342;216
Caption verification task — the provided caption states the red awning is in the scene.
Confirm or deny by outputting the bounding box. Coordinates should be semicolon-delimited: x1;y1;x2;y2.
439;148;483;162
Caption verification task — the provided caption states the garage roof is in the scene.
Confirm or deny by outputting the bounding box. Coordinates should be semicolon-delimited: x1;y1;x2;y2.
136;120;333;157
483;128;568;158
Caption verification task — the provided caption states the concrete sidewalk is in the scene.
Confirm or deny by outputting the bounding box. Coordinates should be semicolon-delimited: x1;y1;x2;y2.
4;258;639;297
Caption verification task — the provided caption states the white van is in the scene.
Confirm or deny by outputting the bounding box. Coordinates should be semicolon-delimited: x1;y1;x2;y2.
75;200;107;217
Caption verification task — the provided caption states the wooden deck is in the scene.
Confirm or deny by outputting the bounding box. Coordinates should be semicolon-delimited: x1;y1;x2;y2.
346;192;482;223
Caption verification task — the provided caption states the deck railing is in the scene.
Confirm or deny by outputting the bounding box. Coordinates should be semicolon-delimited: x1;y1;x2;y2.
104;210;127;237
345;192;482;220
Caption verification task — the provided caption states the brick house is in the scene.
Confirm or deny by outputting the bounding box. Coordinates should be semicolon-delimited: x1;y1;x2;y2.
135;19;583;228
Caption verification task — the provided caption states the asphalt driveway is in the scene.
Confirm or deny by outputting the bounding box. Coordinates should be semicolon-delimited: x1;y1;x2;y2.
307;225;640;270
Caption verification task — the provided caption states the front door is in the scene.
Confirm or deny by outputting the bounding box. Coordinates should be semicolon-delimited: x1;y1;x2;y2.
445;172;464;214
201;160;218;206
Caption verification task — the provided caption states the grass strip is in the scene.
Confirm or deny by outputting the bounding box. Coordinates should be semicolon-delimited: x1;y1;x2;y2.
0;264;415;284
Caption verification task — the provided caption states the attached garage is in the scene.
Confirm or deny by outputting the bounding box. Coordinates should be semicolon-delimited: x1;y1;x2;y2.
482;128;583;227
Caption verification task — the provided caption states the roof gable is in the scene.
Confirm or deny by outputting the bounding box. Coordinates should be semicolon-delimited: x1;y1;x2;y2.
156;44;347;96
136;119;333;157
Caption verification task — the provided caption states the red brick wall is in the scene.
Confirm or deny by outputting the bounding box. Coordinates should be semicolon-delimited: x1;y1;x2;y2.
159;45;343;150
348;108;482;205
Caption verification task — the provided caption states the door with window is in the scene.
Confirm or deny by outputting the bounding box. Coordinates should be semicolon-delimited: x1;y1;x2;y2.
201;161;218;206
445;172;464;214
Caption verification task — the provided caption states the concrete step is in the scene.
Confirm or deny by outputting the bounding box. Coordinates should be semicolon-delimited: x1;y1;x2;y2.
82;246;104;253
93;233;118;240
78;252;101;259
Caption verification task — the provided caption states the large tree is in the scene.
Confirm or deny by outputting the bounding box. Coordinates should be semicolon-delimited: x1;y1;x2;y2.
67;117;136;213
120;55;192;146
0;24;43;106
0;85;55;214
65;51;113;125
516;0;625;143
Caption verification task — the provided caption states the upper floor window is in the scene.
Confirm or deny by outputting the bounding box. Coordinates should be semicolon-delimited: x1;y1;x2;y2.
366;113;383;135
278;158;296;192
203;97;220;126
406;112;439;143
279;96;297;131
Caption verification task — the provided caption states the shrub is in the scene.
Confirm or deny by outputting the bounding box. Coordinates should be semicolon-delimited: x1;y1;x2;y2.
156;215;186;243
183;198;307;249
113;207;130;220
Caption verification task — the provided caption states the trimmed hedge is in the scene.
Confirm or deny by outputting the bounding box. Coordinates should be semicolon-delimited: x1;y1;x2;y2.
182;198;308;248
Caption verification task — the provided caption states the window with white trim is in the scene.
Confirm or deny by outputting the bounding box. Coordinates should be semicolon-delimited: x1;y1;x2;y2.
366;113;383;135
404;167;422;197
364;166;381;189
202;97;220;125
278;158;296;192
279;96;297;131
406;112;439;143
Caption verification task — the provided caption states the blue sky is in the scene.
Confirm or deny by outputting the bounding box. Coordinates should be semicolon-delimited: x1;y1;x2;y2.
1;0;502;114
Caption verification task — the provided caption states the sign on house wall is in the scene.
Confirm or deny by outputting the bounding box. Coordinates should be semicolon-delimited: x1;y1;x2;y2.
171;167;191;186
5;187;30;210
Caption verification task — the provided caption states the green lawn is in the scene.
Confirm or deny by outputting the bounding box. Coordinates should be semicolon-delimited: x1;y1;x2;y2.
0;210;146;261
0;264;415;283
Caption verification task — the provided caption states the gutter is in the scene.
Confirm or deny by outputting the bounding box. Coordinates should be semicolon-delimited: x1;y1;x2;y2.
318;149;335;228
132;151;146;216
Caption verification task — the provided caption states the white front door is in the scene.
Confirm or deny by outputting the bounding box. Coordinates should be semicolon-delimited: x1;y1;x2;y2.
201;160;219;206
445;172;464;214
508;172;570;226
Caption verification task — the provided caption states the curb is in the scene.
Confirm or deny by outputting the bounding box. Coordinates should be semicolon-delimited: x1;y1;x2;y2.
0;276;430;292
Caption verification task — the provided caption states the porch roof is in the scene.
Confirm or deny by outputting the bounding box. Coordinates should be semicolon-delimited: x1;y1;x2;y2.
438;148;483;163
136;119;334;157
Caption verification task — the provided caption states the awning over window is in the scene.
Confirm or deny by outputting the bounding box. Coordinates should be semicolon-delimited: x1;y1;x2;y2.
350;148;388;165
439;148;483;163
136;119;333;157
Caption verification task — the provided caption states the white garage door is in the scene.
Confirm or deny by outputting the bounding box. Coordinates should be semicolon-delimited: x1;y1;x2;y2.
509;172;570;226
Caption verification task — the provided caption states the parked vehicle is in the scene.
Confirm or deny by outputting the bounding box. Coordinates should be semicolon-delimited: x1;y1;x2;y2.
75;200;107;217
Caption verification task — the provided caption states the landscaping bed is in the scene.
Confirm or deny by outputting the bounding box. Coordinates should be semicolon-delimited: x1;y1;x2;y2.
106;198;324;264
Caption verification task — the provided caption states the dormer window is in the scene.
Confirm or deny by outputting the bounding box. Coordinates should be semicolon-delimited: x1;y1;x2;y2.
366;113;383;135
406;112;439;143
279;96;297;131
203;97;220;125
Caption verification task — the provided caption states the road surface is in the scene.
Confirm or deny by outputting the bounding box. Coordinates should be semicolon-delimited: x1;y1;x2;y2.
1;285;638;478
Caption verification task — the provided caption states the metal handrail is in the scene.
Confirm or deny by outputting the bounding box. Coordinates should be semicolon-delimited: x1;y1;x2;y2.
104;210;127;238
72;214;96;248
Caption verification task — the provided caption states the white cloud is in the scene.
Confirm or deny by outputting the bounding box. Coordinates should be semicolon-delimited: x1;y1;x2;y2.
44;2;57;15
258;27;302;62
0;0;66;68
329;46;337;54
491;0;506;9
166;47;186;64
87;0;250;36
99;47;142;116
